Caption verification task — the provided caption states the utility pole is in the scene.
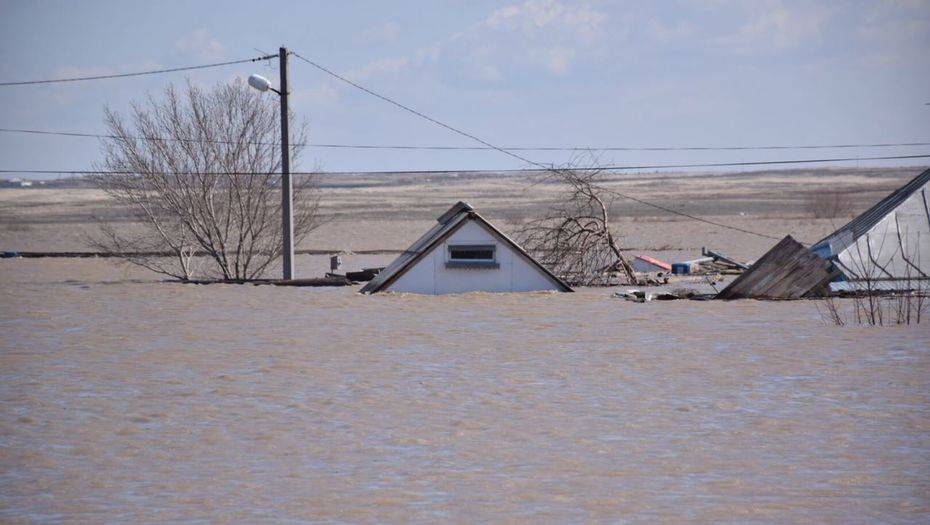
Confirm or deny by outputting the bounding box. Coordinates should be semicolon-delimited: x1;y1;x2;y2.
279;46;294;280
247;47;295;280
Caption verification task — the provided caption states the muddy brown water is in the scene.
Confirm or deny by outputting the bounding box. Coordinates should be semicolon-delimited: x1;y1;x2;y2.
1;259;929;523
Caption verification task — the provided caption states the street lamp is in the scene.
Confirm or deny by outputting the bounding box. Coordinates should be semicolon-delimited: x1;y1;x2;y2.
250;47;294;280
247;74;276;94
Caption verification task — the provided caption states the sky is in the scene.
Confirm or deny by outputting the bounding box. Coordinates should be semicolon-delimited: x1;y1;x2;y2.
1;0;929;178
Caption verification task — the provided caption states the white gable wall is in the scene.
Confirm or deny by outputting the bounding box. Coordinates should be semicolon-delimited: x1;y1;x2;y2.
835;188;930;279
386;220;561;294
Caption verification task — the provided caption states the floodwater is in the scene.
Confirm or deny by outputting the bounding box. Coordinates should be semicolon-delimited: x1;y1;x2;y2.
1;259;929;523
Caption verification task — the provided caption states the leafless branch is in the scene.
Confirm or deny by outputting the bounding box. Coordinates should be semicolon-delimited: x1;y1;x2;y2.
514;154;638;286
88;79;322;280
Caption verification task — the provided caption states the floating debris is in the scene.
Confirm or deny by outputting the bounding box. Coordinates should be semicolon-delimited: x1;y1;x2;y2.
716;235;838;300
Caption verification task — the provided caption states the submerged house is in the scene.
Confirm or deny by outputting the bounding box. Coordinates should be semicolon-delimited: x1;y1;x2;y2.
811;168;930;289
361;201;572;294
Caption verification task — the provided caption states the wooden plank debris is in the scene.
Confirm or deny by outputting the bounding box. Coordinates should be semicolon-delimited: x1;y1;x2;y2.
702;247;750;270
716;235;838;300
346;267;383;281
632;255;673;273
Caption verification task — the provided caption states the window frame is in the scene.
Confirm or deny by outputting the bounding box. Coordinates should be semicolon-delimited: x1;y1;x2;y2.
445;243;499;268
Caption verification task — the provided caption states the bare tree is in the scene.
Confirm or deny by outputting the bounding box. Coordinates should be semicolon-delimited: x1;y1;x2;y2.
88;80;321;280
515;157;638;286
817;203;928;326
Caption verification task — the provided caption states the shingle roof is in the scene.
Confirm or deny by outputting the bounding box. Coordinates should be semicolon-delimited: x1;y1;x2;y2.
360;201;572;293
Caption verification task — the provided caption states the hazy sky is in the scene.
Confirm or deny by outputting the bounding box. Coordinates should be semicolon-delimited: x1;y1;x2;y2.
1;0;929;177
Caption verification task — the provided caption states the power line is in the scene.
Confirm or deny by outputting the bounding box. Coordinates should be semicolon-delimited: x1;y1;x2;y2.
3;126;930;152
292;51;923;242
6;153;928;177
7;159;928;243
0;55;277;87
0;169;306;176
0;52;920;241
272;141;930;152
0;128;930;170
597;154;930;171
291;53;542;169
0;127;276;147
7;128;930;170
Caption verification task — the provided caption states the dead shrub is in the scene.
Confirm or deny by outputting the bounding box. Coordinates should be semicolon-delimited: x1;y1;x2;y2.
806;190;854;219
515;155;637;286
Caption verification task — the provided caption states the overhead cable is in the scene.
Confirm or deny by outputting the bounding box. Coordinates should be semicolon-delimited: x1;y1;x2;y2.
4;153;929;177
291;51;920;241
2;126;929;153
0;55;277;87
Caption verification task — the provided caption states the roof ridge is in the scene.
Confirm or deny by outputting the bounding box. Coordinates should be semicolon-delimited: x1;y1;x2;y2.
360;201;572;293
813;167;930;251
436;201;473;224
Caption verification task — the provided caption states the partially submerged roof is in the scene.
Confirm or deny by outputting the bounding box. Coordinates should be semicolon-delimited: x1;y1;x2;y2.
360;201;572;293
634;255;672;271
716;235;838;300
812;168;930;256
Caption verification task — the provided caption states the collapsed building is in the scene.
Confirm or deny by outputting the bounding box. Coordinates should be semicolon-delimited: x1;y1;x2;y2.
811;168;929;293
718;168;930;299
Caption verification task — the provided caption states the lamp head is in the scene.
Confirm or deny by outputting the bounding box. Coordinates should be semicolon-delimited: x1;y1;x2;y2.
248;74;272;92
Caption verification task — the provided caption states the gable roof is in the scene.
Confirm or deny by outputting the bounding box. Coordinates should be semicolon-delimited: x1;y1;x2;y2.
360;201;573;293
812;168;930;256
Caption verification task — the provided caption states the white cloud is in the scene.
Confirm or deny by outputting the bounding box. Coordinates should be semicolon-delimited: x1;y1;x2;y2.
857;4;930;68
362;21;401;44
292;83;340;109
484;0;606;45
348;56;410;81
54;65;115;79
330;1;608;84
462;45;503;82
645;19;695;44
435;0;609;81
714;1;831;53
860;16;929;43
175;29;225;60
538;46;575;75
859;0;930;41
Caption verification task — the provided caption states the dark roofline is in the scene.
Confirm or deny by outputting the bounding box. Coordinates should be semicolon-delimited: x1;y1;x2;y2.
813;167;930;253
436;201;473;224
366;214;471;293
469;211;573;293
361;207;572;294
359;203;473;294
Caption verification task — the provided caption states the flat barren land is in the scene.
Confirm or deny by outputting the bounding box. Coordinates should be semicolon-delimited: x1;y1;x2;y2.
1;166;924;265
2;167;929;523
